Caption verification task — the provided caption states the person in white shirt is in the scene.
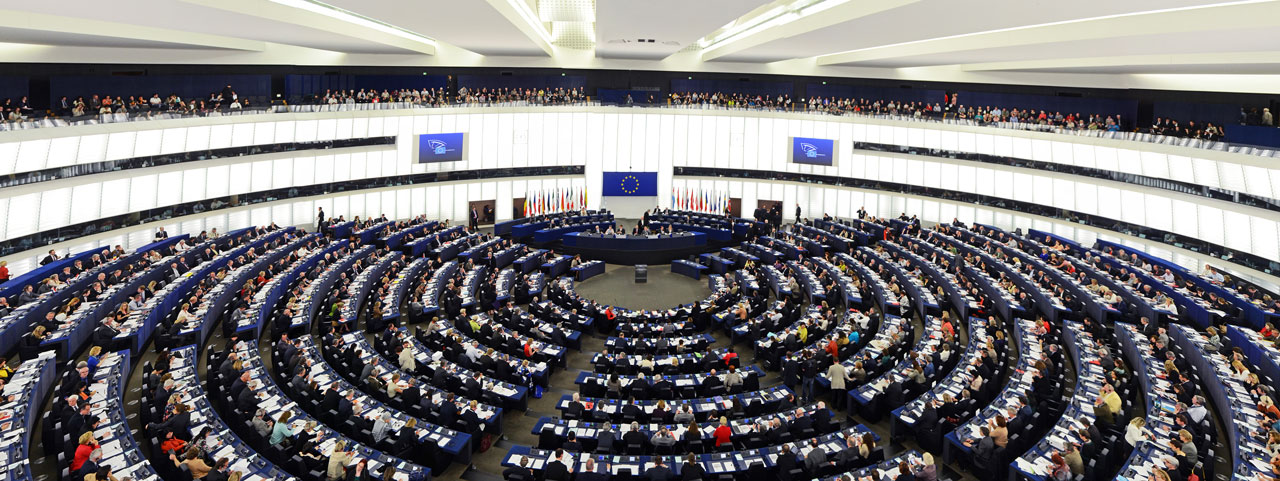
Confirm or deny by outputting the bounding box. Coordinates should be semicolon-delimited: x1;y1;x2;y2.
1186;396;1209;424
398;343;416;371
1124;418;1150;447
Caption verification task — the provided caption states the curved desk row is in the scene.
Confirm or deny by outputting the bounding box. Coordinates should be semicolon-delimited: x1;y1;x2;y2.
564;232;707;251
514;215;614;239
532;223;617;244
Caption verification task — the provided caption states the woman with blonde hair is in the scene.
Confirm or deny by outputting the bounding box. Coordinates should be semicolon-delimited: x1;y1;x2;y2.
1151;467;1172;481
1232;360;1251;380
86;346;104;375
712;416;732;447
914;452;938;481
71;431;99;472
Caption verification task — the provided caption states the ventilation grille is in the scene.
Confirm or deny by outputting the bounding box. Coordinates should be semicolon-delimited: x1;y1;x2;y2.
539;0;596;50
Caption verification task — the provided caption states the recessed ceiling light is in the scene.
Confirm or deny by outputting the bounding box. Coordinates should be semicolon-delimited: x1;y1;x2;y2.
267;0;437;47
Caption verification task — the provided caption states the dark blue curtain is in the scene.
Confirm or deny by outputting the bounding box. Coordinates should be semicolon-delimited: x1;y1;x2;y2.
457;75;585;90
1153;101;1239;126
0;77;28;103
669;79;792;97
1224;125;1280;148
283;74;449;102
597;89;660;105
50;75;270;106
805;84;942;103
958;90;1138;123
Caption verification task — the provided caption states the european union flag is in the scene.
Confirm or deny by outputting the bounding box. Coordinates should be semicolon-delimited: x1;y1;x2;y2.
602;172;658;196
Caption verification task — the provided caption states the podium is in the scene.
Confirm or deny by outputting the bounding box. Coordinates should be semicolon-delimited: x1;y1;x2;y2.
635;264;648;283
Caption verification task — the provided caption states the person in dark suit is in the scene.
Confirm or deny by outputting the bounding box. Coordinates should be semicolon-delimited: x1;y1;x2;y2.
782;359;800;388
543;449;572;481
565;394;585;419
622;422;647;451
437;395;458;427
66;402;92;438
463;373;481;400
646;457;672;481
336;392;355;421
700;371;722;394
680;453;705;481
576;459;608;481
401;381;422;408
886;380;906;408
596;426;617;454
235;380;259;413
40;249;60;266
790;409;814;436
813;404;832;433
833;435;860;469
321;384;341;412
562;431;582;452
776;444;799;481
803;438;831;476
148;404;191;439
621;399;644;421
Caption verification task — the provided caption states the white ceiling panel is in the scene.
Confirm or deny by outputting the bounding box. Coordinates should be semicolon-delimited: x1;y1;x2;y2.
328;0;548;56
596;0;770;59
714;0;1220;63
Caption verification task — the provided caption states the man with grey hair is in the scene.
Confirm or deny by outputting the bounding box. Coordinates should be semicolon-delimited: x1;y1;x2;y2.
372;412;394;443
252;409;272;437
75;448;104;479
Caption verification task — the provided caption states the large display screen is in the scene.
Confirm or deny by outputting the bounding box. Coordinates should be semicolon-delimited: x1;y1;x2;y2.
790;137;835;166
417;133;466;163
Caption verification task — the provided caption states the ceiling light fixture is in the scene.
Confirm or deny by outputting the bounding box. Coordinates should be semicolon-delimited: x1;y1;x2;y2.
506;0;555;43
816;0;1269;61
266;0;437;47
697;0;848;51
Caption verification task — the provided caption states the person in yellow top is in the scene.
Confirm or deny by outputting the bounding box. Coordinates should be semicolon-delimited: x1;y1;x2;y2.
797;323;808;344
1095;383;1121;425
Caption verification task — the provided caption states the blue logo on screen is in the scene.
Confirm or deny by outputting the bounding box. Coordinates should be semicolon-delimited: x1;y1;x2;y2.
428;140;448;155
418;133;464;163
800;143;822;158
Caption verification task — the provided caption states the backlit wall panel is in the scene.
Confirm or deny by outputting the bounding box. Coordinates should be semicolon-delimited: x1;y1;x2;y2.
1;108;1277;281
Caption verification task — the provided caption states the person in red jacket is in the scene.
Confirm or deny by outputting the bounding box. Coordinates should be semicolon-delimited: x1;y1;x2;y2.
721;350;738;367
71;431;99;472
713;416;733;448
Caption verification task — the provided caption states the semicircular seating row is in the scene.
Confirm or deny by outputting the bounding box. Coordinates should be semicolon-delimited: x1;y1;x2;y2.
13;209;1273;481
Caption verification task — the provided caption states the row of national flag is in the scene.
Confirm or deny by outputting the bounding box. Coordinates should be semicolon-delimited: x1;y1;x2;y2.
672;188;729;214
524;187;586;217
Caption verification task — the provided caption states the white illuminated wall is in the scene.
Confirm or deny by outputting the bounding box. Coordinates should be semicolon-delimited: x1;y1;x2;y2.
0;176;582;274
676;176;1273;288
0;107;1276;281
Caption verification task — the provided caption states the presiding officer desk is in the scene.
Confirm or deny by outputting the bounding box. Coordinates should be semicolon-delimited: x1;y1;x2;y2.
564;232;706;250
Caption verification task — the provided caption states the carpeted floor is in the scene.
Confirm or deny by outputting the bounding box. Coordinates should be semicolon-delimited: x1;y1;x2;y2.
571;264;713;311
